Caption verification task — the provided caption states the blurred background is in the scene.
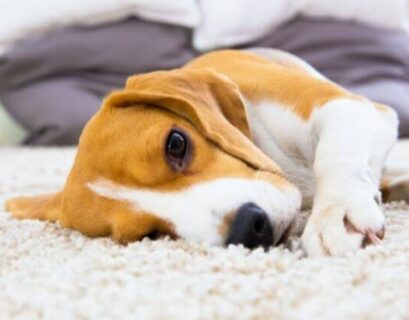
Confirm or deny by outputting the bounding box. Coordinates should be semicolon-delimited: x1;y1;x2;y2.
0;0;408;145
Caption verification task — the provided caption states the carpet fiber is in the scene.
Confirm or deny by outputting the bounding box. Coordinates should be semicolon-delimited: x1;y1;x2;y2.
1;147;409;319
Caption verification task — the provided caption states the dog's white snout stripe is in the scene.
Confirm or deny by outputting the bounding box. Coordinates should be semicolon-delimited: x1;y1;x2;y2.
88;178;301;245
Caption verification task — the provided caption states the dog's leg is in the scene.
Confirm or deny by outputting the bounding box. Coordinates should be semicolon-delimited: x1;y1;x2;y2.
302;99;398;256
380;140;409;202
6;193;61;222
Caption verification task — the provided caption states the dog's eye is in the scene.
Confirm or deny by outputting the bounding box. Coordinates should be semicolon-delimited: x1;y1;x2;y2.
165;130;189;171
167;131;186;158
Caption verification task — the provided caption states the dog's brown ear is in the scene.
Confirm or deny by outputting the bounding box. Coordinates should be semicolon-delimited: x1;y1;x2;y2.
126;67;252;139
105;68;282;175
6;193;61;222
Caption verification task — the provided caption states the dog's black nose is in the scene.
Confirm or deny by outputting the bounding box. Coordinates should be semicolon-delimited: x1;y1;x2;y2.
225;202;273;249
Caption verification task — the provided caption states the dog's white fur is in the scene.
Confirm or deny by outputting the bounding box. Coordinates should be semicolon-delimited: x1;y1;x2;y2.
244;98;316;206
246;97;398;256
88;177;302;246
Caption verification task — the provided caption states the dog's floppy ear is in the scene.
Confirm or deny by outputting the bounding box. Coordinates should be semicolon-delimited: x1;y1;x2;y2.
6;193;61;222
127;67;252;139
105;68;282;175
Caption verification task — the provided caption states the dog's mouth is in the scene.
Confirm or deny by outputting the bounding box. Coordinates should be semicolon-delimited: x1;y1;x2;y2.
276;224;293;246
276;212;310;247
141;216;296;250
144;230;180;241
145;231;165;241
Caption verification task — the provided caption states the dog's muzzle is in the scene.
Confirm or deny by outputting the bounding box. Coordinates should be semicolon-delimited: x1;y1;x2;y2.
225;202;274;249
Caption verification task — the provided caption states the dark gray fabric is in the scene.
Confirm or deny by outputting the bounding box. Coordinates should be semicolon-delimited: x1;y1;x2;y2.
250;18;409;136
0;18;194;145
1;17;409;145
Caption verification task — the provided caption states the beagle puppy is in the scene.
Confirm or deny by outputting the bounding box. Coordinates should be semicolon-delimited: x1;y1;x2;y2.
6;49;402;256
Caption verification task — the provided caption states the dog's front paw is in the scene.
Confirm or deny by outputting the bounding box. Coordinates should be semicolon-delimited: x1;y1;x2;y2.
301;195;385;257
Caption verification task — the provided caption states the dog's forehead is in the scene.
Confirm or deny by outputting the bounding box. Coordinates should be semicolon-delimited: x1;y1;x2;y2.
103;68;283;176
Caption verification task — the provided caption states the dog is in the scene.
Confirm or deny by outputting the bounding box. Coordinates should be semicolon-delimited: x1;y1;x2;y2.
6;49;404;256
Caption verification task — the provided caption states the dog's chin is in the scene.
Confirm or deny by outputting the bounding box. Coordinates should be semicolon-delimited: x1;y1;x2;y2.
275;223;293;246
143;231;179;241
276;210;309;248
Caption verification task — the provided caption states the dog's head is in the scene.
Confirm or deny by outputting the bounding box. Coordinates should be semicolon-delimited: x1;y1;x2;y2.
7;68;301;248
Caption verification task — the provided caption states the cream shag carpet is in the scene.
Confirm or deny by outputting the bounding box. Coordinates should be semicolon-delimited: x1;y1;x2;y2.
1;147;409;320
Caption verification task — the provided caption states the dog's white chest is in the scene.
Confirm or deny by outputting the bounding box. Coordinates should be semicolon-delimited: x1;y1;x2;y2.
244;100;316;206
